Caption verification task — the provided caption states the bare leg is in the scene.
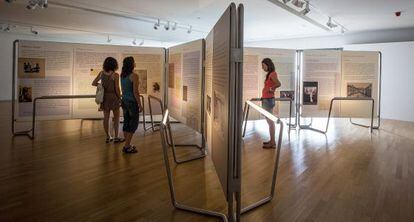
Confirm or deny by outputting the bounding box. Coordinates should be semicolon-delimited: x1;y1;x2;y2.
124;132;133;147
112;108;120;138
103;110;111;138
267;117;275;144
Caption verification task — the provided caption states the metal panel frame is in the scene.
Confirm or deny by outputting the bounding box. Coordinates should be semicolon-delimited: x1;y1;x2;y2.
242;97;295;137
148;95;206;164
159;110;228;221
240;100;284;214
298;97;375;134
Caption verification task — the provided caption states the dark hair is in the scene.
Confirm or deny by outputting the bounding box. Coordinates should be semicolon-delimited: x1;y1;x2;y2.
121;56;135;78
102;57;118;72
261;58;275;80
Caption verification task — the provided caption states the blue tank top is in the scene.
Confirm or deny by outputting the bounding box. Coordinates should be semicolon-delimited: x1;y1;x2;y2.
121;74;136;102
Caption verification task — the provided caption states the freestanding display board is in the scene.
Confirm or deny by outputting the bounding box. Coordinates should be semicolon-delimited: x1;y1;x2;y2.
298;49;381;132
243;47;296;119
13;40;165;121
167;39;204;133
301;49;342;117
205;3;243;221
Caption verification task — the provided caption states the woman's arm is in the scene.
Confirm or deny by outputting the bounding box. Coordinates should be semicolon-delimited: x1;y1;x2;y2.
270;73;281;90
91;72;101;86
114;73;121;98
131;73;143;112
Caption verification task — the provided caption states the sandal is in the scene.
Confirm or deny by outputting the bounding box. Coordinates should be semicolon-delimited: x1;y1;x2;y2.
114;137;125;143
106;137;113;143
263;141;271;145
262;143;276;149
123;145;137;154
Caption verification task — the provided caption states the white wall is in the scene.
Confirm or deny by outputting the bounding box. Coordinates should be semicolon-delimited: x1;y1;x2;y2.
0;34;15;101
345;42;414;122
245;28;414;50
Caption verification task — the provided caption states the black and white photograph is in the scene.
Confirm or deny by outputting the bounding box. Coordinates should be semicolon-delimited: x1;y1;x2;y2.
280;90;295;101
303;81;318;105
18;58;46;78
347;82;372;98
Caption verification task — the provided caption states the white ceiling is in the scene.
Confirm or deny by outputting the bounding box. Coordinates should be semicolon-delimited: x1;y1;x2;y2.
0;0;413;46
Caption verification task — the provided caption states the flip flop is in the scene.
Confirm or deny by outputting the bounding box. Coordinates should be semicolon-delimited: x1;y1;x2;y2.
123;145;137;154
106;137;113;143
114;137;125;143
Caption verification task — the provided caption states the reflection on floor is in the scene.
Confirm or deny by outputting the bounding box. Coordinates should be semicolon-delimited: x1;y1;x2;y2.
1;102;413;221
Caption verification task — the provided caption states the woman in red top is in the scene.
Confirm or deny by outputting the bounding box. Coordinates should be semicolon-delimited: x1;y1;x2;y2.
261;58;281;149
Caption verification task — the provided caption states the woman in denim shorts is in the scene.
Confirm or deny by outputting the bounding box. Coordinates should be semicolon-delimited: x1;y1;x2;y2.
120;56;142;154
261;58;281;149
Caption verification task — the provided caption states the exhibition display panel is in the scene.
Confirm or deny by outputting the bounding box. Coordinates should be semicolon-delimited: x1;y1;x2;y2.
12;40;165;137
298;49;381;132
243;47;296;119
167;39;204;133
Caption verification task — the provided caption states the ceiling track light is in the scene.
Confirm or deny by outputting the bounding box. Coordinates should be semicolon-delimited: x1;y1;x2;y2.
139;39;144;46
132;38;137;45
26;0;48;10
154;19;160;30
187;25;192;34
300;0;310;15
326;17;337;28
107;35;112;43
30;27;38;35
292;0;305;8
172;22;177;31
164;21;170;31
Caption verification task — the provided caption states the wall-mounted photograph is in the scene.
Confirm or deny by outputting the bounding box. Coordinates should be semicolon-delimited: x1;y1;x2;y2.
18;85;32;103
18;58;46;78
303;81;318;105
168;63;175;88
136;70;147;94
347;82;372;98
280;90;295;101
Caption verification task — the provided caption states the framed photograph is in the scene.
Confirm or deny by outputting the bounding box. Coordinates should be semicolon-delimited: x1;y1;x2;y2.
303;81;318;105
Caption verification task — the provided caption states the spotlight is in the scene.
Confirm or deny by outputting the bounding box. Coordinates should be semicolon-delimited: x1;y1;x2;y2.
172;22;177;31
3;25;10;32
139;39;144;46
341;27;346;34
187;25;192;34
107;35;112;43
164;21;170;31
292;0;304;8
153;19;160;30
132;38;137;45
26;0;48;10
300;1;310;15
30;27;38;35
326;17;337;28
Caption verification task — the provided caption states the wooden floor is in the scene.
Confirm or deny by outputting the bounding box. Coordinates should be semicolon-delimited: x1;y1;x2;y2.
1;102;414;222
